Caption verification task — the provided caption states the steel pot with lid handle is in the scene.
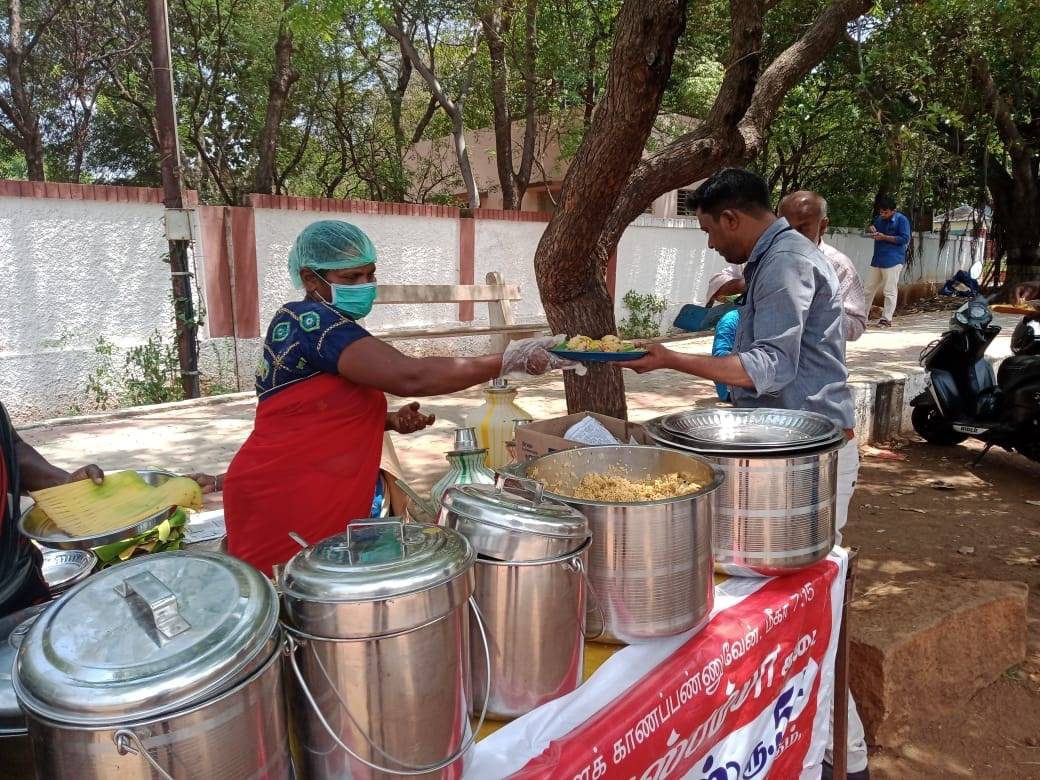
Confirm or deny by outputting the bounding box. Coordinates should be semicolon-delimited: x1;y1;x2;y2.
281;519;489;779
438;474;590;561
14;551;291;780
1;602;48;779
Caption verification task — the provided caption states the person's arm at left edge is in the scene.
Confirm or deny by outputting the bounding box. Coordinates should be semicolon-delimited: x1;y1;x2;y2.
13;429;104;491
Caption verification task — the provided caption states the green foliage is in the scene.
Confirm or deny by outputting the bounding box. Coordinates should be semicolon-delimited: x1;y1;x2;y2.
618;291;669;340
85;336;118;410
123;331;184;407
2;0;1036;262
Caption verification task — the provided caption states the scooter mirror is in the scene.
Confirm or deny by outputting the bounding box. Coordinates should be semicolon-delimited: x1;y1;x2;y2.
969;260;983;280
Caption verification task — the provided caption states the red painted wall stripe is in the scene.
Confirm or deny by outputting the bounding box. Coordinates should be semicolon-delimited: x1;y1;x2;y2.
248;193;460;220
0;177;204;205
229;206;260;338
459;216;476;321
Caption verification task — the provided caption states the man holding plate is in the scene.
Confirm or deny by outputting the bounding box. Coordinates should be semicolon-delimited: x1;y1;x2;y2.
625;167;868;780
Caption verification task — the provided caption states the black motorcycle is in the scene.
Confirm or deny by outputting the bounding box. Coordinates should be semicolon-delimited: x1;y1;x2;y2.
910;297;1040;463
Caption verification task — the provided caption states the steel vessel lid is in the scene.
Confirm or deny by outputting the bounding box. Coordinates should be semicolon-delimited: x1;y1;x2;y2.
281;520;475;603
0;604;46;736
441;477;588;541
659;408;841;448
14;551;278;726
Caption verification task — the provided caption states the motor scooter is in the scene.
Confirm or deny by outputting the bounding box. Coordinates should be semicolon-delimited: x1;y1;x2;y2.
910;296;1040;463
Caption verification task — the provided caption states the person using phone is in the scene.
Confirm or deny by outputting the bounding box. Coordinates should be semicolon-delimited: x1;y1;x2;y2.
863;195;911;327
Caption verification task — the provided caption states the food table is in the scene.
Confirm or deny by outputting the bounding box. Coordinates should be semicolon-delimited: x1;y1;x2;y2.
468;548;850;779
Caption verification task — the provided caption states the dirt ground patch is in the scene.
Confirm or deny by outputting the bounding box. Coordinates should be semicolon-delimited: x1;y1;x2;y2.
847;437;1040;779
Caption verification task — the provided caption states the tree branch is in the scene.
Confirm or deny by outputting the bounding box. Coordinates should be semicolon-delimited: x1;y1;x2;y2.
599;0;763;248
737;0;873;154
381;22;458;115
410;94;439;144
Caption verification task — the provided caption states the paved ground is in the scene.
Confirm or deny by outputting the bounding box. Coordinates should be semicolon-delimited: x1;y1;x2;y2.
18;309;1017;498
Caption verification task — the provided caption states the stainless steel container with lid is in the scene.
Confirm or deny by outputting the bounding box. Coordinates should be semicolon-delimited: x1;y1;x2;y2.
440;475;592;719
471;536;592;720
1;603;48;779
516;445;723;644
438;474;589;561
281;519;487;779
14;551;290;780
646;409;843;576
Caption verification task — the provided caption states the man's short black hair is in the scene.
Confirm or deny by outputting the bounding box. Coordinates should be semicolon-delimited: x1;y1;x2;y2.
689;168;772;218
876;195;897;211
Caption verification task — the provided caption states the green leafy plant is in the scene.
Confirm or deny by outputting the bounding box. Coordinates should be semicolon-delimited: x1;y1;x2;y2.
85;335;118;410
618;291;670;340
123;330;184;407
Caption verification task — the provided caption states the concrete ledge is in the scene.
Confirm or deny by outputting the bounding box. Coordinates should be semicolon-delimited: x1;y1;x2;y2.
849;577;1028;747
17;391;255;431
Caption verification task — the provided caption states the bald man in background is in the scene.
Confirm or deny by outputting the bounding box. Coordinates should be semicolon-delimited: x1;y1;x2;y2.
778;190;868;341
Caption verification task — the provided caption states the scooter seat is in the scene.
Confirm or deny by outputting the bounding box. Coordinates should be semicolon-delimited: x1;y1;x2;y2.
998;354;1040;392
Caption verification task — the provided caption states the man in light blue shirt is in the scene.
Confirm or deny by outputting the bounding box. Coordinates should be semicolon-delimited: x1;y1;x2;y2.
627;168;868;779
863;195;911;327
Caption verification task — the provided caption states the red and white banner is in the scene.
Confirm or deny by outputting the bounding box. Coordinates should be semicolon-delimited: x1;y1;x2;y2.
467;548;847;780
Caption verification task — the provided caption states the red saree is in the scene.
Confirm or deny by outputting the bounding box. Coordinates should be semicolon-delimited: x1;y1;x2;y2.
223;374;387;575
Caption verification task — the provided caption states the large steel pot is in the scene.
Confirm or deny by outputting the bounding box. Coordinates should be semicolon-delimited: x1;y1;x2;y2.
704;446;840;576
0;603;47;780
281;519;487;779
471;536;592;720
646;410;842;576
518;446;723;645
14;551;289;779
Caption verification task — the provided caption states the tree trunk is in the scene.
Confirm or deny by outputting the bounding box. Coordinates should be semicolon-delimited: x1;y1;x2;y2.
1;0;49;180
532;0;871;416
534;0;688;416
382;19;482;209
253;16;299;197
989;170;1040;285
482;4;519;209
515;0;539;208
23;129;45;180
451;110;481;209
968;54;1040;285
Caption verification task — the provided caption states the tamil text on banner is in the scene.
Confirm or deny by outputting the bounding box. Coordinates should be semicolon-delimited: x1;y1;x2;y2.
466;548;848;780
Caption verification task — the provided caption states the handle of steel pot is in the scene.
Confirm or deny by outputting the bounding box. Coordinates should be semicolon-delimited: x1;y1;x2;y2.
114;729;176;780
284;595;492;776
570;556;605;642
393;479;438;521
495;473;544;502
114;572;190;645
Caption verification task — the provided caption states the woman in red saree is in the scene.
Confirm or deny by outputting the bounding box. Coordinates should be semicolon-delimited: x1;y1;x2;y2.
223;220;569;575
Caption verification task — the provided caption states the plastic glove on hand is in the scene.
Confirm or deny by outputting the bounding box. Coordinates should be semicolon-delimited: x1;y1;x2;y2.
500;334;585;378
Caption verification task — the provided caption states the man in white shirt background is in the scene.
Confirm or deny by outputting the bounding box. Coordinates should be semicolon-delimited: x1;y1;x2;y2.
777;190;868;342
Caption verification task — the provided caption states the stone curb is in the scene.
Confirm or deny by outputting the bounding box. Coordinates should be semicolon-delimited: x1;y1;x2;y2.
18;391;256;431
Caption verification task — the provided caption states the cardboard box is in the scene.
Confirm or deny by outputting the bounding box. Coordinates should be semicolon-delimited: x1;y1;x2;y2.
514;412;652;462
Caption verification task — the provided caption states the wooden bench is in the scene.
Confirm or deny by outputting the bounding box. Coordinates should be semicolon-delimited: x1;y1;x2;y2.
371;271;546;351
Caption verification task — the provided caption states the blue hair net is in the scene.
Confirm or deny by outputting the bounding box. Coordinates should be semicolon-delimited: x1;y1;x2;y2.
287;220;378;288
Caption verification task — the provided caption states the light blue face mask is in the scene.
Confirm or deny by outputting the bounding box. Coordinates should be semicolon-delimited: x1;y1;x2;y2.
323;280;377;319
